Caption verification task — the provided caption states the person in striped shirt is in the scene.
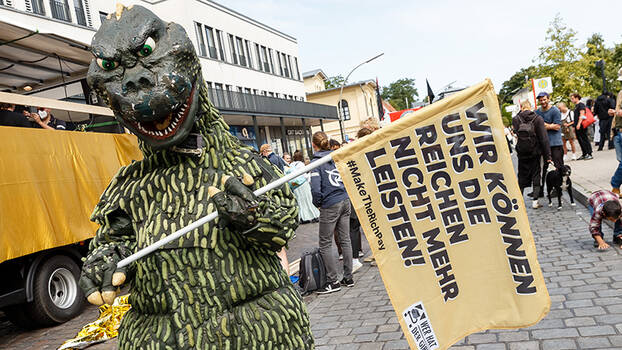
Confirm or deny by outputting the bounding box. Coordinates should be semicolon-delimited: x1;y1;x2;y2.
588;190;622;250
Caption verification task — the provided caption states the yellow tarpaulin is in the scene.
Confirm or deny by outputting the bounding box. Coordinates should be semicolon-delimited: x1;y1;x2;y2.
332;80;550;350
0;127;141;264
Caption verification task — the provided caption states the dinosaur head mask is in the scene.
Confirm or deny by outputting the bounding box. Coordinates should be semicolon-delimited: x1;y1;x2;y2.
87;4;201;150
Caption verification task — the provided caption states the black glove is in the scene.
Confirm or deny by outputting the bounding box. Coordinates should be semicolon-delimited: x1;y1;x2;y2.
79;242;132;305
210;176;259;231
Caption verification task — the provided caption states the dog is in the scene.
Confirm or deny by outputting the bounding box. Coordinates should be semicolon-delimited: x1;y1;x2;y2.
546;165;575;209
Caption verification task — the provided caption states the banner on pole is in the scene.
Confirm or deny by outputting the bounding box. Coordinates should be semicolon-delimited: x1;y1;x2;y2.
332;79;550;350
533;77;553;95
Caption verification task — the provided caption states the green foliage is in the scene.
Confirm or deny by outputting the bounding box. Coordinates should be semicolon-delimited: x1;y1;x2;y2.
500;14;622;108
535;15;596;103
324;75;346;89
498;66;539;104
500;103;513;127
380;78;418;110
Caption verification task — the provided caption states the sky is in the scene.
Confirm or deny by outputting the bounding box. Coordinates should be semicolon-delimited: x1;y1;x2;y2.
219;0;622;99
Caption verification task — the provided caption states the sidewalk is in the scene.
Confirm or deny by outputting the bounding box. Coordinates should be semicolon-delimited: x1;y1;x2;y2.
567;146;617;197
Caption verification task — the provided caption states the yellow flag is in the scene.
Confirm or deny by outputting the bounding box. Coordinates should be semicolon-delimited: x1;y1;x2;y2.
332;80;549;350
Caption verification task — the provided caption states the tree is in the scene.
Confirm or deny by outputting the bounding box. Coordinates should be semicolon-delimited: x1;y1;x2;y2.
498;66;539;105
324;75;346;89
536;15;596;102
381;78;418;110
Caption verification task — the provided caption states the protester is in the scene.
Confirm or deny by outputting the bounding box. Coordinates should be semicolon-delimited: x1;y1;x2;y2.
329;139;341;151
594;92;615;151
587;190;622;250
0;103;31;127
310;131;353;293
260;143;287;172
571;93;593;160
611;76;622;196
32;107;67;130
558;102;577;161
282;152;291;165
286;150;319;223
513;100;552;209
535;92;563;197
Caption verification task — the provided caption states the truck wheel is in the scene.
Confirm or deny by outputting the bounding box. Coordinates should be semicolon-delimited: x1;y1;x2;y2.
26;255;85;326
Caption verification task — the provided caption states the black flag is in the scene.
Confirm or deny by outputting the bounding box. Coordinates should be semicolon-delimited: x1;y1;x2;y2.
426;79;435;103
376;77;385;120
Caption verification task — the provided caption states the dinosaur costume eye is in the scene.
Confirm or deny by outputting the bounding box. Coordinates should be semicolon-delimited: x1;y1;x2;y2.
137;37;156;57
96;58;119;71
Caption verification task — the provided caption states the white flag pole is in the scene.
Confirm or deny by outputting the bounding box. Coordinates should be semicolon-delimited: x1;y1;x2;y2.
117;152;335;268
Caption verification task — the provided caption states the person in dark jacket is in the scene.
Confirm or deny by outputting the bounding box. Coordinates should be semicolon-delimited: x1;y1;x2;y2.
513;100;552;209
260;144;287;173
310;131;353;293
594;93;616;150
571;93;593;159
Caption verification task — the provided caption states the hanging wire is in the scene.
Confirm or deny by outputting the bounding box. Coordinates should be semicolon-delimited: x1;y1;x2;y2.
0;30;39;46
0;64;15;71
54;53;75;124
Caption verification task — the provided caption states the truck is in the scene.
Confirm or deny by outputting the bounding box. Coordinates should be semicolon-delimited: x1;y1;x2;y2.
0;92;141;328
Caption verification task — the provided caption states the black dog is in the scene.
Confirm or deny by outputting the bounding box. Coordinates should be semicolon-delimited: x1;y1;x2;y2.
546;165;575;209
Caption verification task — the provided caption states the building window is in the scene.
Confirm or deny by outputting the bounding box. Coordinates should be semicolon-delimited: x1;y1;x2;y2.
286;55;293;79
228;35;238;64
275;51;283;76
244;87;251;94
215;30;225;62
339;100;350;121
73;0;87;25
260;46;270;73
244;40;253;69
204;26;218;59
268;92;274;97
50;0;72;22
236;37;246;66
214;83;223;90
255;44;262;70
294;57;300;80
267;48;275;74
281;53;290;77
194;22;206;56
30;0;45;15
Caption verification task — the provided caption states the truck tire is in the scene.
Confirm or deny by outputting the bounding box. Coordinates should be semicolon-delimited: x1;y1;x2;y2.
26;255;85;326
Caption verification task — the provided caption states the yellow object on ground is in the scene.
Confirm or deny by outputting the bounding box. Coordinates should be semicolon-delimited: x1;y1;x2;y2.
0;127;141;264
58;294;131;350
332;79;550;350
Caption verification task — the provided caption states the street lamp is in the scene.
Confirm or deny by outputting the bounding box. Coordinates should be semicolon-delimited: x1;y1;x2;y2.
338;53;384;143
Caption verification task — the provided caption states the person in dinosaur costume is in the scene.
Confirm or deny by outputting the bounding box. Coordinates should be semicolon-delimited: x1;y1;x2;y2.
78;4;314;349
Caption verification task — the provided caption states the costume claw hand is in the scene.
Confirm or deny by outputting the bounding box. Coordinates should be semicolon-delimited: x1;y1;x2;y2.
79;243;131;305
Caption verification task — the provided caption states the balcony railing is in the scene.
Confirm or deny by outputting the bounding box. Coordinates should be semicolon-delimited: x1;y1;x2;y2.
50;0;71;22
207;89;338;120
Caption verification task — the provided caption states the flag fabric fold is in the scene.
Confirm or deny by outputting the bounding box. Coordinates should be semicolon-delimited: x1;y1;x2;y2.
331;79;550;350
427;79;435;103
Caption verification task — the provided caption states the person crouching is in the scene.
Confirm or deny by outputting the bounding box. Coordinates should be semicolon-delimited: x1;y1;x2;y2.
588;190;622;250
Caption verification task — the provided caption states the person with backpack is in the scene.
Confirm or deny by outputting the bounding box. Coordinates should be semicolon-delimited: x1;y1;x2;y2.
310;131;354;294
571;93;594;160
535;92;563;198
513;100;552;209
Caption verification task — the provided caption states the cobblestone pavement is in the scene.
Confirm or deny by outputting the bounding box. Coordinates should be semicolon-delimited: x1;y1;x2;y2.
3;192;622;349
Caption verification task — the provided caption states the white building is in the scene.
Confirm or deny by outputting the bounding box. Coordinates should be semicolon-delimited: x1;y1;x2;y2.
0;0;337;154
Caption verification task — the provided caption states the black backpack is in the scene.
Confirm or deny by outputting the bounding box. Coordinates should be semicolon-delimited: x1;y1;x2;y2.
298;249;327;295
515;115;538;156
